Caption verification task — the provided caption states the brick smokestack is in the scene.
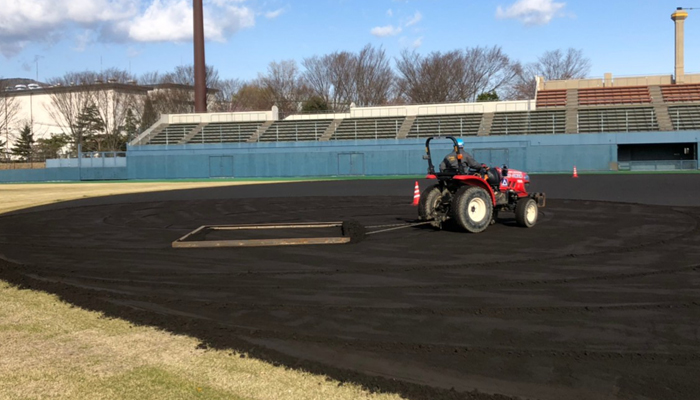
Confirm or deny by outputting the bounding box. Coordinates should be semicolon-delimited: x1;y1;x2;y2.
671;7;689;84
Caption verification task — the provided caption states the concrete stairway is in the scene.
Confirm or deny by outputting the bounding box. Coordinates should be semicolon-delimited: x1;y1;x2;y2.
396;115;416;139
179;123;207;144
565;89;579;133
649;86;673;131
320;119;343;141
247;121;274;143
477;113;494;136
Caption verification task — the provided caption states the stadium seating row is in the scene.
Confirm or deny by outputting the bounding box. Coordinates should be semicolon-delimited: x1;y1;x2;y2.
141;105;672;145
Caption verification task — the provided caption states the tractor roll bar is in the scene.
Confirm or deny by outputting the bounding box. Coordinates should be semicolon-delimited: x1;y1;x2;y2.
423;136;466;175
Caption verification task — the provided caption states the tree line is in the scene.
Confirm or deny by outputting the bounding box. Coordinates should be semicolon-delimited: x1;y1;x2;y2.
1;45;590;160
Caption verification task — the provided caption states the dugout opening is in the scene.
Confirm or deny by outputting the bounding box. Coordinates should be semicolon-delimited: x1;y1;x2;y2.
617;142;697;171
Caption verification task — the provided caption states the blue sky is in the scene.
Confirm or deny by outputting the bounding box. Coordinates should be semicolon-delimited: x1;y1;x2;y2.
1;0;698;83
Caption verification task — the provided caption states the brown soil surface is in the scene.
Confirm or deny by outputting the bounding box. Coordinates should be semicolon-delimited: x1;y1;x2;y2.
1;175;699;400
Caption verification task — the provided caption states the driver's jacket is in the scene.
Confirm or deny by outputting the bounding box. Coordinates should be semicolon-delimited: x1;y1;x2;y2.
440;149;480;172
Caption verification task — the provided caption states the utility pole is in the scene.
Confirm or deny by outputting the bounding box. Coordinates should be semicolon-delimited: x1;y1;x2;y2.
193;0;207;113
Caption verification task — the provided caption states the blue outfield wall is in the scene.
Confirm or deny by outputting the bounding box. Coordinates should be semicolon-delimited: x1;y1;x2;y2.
126;131;700;180
0;167;127;183
0;131;698;183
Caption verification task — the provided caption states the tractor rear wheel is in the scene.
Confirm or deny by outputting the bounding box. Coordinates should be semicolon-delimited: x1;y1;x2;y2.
452;186;493;233
515;197;538;228
418;184;447;226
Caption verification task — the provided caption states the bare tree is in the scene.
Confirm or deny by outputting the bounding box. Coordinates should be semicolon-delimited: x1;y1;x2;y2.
209;78;244;112
44;76;97;154
459;46;518;102
1;86;20;159
45;70;142;153
161;64;220;89
302;51;355;111
506;48;591;100
396;46;517;103
396;49;463;103
302;45;393;109
139;65;220;115
230;81;274;112
92;85;140;151
354;44;394;106
259;60;303;115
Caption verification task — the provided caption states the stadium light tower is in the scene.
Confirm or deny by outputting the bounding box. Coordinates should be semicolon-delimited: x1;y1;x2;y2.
193;0;207;112
672;7;690;84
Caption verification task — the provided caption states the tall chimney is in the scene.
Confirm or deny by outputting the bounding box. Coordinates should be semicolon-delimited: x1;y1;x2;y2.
193;0;207;113
671;7;688;84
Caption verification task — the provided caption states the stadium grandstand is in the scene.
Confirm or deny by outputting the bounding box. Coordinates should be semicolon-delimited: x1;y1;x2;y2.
130;77;700;144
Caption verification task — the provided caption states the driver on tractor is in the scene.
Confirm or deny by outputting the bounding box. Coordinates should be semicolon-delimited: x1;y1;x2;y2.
440;138;501;187
439;138;481;173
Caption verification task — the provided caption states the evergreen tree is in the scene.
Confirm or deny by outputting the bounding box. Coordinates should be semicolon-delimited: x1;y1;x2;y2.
122;108;140;146
140;97;158;133
34;133;70;160
73;103;105;152
0;138;6;161
301;96;330;113
476;91;499;102
12;123;34;161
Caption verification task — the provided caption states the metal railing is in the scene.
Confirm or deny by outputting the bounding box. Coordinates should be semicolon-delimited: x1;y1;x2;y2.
617;160;698;171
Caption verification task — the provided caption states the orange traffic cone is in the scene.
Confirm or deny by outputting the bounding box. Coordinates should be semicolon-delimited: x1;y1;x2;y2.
573;166;579;178
411;181;420;206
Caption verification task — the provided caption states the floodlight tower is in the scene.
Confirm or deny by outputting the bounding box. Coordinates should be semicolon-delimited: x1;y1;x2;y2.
193;0;207;112
671;7;689;84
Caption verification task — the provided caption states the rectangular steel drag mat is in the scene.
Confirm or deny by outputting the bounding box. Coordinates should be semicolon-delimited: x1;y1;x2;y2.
172;222;355;248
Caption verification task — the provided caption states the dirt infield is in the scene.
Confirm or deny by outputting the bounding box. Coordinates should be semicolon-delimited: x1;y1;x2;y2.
1;175;699;400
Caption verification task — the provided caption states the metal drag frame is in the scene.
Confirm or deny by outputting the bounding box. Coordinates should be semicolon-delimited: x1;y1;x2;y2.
172;222;351;248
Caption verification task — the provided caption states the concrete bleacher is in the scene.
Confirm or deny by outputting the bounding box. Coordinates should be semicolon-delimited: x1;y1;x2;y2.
577;107;658;133
667;105;700;130
259;119;332;142
490;110;566;135
148;123;198;145
331;116;405;140
578;86;652;106
536;89;568;108
661;84;700;103
407;114;482;138
187;121;263;143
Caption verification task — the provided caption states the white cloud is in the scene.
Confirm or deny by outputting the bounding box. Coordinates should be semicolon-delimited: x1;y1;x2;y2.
265;8;285;19
405;11;422;27
496;0;566;26
73;30;94;52
370;25;402;37
412;37;423;48
386;9;393;17
126;0;254;42
0;0;256;57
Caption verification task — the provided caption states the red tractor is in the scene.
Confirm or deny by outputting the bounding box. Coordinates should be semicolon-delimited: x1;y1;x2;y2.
418;136;546;233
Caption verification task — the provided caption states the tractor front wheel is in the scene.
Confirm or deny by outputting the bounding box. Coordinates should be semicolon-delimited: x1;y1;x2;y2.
452;186;493;233
515;197;538;228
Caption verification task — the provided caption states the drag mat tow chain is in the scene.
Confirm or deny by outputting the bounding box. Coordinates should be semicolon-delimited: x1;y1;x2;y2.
365;220;434;235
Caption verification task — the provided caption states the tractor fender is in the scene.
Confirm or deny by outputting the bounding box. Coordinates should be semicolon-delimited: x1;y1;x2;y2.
452;176;497;206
